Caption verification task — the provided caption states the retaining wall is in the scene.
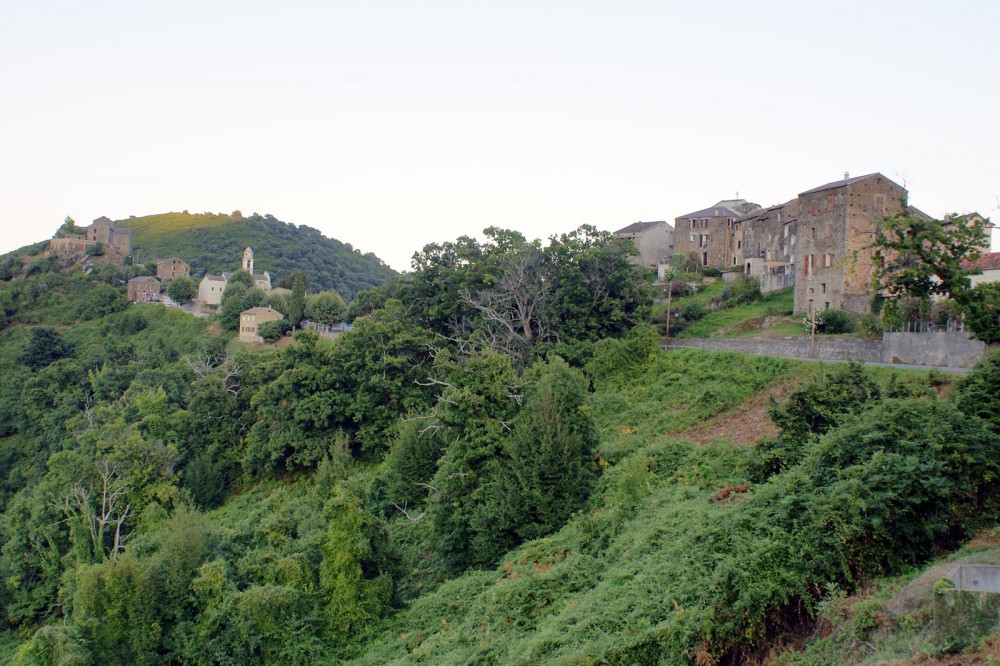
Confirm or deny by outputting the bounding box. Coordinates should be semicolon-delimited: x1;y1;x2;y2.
664;335;881;362
882;331;985;368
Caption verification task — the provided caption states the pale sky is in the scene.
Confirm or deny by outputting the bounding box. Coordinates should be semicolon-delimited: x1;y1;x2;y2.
1;0;997;271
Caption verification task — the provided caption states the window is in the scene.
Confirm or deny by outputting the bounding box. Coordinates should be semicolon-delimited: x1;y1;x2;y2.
810;227;816;240
823;253;833;267
874;194;886;214
820;283;826;294
824;302;831;310
733;257;737;265
810;201;819;215
737;240;742;249
805;254;814;276
690;220;695;229
702;252;708;266
689;233;695;242
826;195;834;212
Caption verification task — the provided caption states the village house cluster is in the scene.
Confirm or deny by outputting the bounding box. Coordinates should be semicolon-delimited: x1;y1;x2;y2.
615;172;996;315
52;217;287;343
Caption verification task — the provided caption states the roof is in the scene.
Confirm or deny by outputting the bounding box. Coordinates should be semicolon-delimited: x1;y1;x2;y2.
676;205;742;220
966;252;1000;272
128;275;160;284
798;172;902;196
614;221;669;235
201;274;226;282
241;306;284;317
158;257;187;264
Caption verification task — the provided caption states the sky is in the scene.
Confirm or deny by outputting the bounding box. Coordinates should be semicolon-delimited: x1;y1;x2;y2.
1;0;997;271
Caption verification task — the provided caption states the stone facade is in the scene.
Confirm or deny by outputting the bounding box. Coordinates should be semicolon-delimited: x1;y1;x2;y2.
127;276;161;303
239;306;284;342
675;174;909;314
613;221;674;269
50;216;132;262
157;257;190;279
197;275;227;306
674;199;761;269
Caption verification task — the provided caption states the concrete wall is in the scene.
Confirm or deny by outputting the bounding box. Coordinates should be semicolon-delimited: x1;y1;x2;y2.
664;335;881;362
948;565;1000;593
882;331;985;368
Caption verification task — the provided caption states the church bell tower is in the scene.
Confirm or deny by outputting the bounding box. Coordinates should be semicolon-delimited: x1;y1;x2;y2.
242;247;254;274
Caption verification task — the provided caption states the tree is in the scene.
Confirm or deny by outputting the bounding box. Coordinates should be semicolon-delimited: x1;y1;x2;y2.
305;290;347;326
871;212;990;323
289;270;308;328
961;282;1000;344
166;275;196;305
18;327;71;370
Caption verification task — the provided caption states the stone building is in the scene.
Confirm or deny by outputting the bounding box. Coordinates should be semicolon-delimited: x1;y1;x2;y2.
674;174;912;314
238;306;284;342
157;257;190;279
613;221;674;269
50;216;132;262
673;199;761;268
127;276;161;303
792;173;906;314
197;274;227;306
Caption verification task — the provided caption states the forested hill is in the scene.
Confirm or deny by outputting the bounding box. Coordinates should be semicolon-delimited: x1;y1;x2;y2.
118;211;396;299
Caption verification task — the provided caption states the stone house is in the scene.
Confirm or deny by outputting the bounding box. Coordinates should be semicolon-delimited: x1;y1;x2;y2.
675;174;912;314
50;216;132;262
613;221;674;269
239;306;284;342
792;173;906;314
197;274;227;306
127;276;161;303
673;199;761;268
157;257;190;279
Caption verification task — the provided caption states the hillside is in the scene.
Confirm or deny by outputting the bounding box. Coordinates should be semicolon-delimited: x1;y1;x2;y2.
118;211;396;299
0;232;998;665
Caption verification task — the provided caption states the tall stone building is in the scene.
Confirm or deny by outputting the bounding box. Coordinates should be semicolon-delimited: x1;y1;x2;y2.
674;173;911;314
50;216;132;262
673;199;761;268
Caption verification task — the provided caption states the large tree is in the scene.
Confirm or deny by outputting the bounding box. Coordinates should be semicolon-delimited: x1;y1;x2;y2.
871;211;990;322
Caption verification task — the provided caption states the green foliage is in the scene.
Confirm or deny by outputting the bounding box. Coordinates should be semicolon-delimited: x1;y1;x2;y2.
289;270;308;328
752;362;881;480
17;327;71;370
817;308;855;334
488;358;598;546
165;275;196;305
257;319;291;343
219;281;264;331
305;290;347;326
955;351;1000;434
84;242;105;257
320;483;393;636
117;211;396;300
872;211;990;325
77;284;126;320
722;276;762;305
961;282;1000;343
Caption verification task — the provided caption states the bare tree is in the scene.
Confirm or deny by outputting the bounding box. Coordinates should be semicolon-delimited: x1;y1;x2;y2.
460;248;550;363
52;461;131;561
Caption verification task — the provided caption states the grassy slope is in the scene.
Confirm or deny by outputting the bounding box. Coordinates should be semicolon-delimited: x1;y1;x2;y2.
351;351;979;665
118;212;396;299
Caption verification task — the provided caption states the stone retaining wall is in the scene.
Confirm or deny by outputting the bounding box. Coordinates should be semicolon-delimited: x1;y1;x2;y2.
664;335;880;362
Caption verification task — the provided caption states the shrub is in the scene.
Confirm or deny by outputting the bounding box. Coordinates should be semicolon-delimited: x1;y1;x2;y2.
817;308;855;334
722;277;762;306
257;319;291;343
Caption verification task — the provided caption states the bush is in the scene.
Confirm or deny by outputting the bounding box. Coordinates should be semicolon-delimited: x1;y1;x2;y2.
817;309;855;334
722;277;762;306
257;319;292;343
859;314;884;338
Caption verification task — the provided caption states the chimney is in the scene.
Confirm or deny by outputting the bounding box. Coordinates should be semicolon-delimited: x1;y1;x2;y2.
844;171;850;180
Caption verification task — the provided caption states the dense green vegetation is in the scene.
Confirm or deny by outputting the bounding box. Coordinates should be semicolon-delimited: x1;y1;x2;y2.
0;224;997;665
118;211;396;299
